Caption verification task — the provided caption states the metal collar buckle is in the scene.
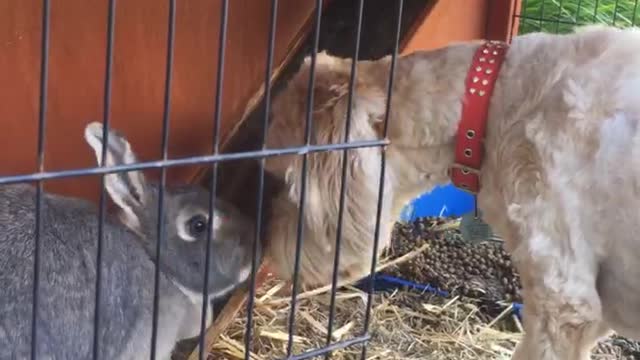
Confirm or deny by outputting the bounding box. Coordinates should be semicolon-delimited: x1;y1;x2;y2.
449;162;481;175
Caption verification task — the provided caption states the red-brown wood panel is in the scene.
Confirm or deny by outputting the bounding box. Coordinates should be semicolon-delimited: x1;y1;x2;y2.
401;0;490;53
486;0;522;41
0;0;317;202
401;0;522;54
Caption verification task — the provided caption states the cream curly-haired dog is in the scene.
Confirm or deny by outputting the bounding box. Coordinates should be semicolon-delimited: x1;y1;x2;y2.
264;25;640;359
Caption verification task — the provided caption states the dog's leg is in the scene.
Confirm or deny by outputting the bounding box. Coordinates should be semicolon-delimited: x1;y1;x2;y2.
512;295;610;360
503;199;612;360
509;237;610;360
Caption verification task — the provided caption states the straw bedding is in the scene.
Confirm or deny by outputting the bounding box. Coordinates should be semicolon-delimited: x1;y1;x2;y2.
173;217;640;360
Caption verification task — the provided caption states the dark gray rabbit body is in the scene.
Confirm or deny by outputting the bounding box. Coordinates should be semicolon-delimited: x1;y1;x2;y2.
0;123;257;360
0;184;179;359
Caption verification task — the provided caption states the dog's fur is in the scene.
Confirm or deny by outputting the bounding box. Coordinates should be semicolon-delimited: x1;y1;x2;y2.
264;25;640;358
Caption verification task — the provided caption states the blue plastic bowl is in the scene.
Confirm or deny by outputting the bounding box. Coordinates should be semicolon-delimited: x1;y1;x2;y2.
400;183;476;221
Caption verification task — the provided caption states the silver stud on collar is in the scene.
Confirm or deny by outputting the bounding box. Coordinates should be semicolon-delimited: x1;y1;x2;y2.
469;88;477;94
472;76;479;83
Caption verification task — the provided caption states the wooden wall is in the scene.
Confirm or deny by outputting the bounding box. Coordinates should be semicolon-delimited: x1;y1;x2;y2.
0;0;318;202
0;0;520;204
401;0;520;54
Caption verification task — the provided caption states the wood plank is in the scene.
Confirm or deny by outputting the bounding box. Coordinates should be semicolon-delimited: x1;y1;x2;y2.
0;0;317;203
401;0;490;53
486;0;522;41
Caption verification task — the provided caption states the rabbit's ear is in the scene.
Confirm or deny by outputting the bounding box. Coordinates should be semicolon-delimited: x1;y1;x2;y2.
84;122;147;232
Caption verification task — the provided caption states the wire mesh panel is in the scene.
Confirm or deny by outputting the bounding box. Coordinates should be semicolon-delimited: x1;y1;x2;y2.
262;1;405;358
517;0;640;34
0;0;407;359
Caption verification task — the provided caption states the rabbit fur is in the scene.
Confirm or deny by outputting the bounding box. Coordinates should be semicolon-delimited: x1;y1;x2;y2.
0;122;257;359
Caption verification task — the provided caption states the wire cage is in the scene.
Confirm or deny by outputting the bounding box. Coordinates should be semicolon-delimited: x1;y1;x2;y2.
3;0;640;359
0;0;408;359
517;0;640;34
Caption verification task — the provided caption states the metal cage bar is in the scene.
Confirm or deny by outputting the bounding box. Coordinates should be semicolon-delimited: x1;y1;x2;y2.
360;1;404;359
4;103;385;358
285;0;324;356
516;0;640;34
287;335;370;360
149;1;177;358
0;141;387;186
196;1;229;359
554;0;565;33
243;0;279;358
12;0;409;359
92;0;117;358
593;0;601;23
30;0;51;358
324;1;365;357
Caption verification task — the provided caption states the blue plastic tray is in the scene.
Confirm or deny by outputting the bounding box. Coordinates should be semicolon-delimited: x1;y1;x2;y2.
389;184;523;319
356;273;523;320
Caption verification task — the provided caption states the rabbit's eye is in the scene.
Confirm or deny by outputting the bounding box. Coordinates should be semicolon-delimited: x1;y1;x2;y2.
187;215;208;237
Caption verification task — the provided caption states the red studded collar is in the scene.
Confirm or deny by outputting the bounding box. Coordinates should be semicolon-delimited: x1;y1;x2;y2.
449;41;509;194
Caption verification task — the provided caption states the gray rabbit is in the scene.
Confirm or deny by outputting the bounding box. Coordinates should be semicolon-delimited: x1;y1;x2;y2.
0;122;258;360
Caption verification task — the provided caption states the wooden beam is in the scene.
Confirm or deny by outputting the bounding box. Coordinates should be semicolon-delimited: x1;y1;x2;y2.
485;0;522;42
398;0;439;53
401;0;490;53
